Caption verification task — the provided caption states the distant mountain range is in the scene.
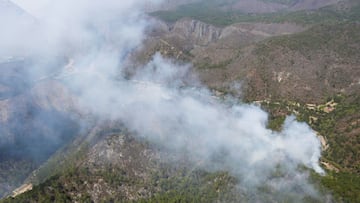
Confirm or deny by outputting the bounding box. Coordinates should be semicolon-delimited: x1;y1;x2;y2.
150;0;343;13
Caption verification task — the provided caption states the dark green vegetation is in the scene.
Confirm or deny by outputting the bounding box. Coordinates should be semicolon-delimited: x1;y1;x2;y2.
262;96;359;172
140;171;238;203
30;142;90;185
319;172;360;203
262;95;360;203
1;173;91;203
317;97;360;173
152;0;247;26
151;0;360;26
1;168;238;203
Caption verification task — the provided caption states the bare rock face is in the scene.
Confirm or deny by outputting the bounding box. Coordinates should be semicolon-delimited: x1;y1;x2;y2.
140;14;359;104
138;17;307;67
172;19;222;46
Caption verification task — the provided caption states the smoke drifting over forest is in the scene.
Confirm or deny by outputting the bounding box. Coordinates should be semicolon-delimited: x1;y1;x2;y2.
1;0;325;199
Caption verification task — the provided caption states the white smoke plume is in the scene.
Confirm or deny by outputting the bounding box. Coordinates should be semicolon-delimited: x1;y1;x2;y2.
2;0;325;199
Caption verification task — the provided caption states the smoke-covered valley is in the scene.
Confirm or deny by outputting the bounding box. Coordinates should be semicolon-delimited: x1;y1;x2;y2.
1;0;359;202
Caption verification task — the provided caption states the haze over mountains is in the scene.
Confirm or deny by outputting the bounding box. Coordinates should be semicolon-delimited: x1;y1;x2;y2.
0;0;359;202
151;0;343;13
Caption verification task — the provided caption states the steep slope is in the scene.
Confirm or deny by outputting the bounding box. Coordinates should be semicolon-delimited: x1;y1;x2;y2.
203;23;360;202
194;22;360;103
184;22;360;184
2;129;329;203
1;129;243;202
142;19;359;104
137;18;306;67
138;10;360;201
0;60;82;197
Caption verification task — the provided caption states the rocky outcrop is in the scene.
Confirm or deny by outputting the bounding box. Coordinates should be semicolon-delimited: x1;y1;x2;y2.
146;18;306;52
172;19;222;46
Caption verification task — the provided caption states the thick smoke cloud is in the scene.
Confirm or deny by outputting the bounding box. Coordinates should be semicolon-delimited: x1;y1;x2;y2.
1;0;325;199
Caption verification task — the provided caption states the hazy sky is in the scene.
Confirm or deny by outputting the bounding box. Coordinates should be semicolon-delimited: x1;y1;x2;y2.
11;0;50;17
